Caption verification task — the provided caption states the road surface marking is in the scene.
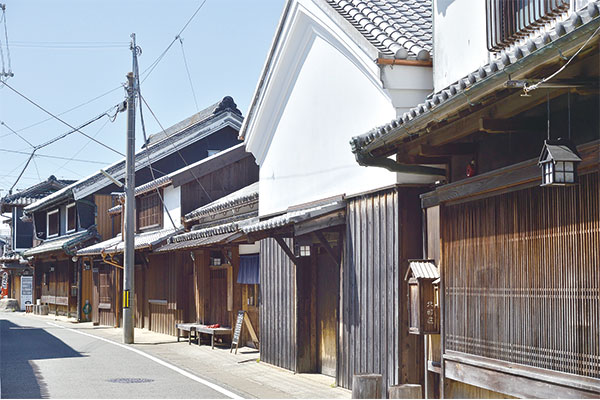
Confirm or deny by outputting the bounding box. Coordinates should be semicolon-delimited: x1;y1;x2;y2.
46;322;243;399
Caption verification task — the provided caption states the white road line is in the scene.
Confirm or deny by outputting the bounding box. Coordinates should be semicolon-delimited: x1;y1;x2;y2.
46;322;243;399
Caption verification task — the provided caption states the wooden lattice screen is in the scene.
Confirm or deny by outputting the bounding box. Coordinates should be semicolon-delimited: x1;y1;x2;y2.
443;172;599;378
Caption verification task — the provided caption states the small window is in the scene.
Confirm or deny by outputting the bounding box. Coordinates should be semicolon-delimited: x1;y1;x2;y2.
136;191;162;231
47;210;59;238
66;204;77;233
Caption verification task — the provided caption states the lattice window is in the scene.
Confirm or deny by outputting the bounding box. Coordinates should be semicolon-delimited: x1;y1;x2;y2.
99;270;112;308
486;0;570;52
136;191;162;231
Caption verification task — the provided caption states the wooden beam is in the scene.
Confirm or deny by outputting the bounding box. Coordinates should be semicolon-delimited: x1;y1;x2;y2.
313;231;340;267
421;139;599;208
293;210;345;237
273;235;298;265
444;355;600;398
419;143;477;156
396;154;450;165
479;118;544;133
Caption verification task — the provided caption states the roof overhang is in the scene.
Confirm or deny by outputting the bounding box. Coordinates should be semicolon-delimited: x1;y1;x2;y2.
351;5;600;161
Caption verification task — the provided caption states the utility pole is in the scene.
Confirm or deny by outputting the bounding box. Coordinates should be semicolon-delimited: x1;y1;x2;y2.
123;34;138;344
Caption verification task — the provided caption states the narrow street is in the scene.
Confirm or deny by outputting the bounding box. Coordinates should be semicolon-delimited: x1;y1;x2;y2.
0;313;236;399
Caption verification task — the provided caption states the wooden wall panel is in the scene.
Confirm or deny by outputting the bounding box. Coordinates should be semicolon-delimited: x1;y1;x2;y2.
341;187;425;391
443;171;600;379
94;194;114;241
259;238;296;372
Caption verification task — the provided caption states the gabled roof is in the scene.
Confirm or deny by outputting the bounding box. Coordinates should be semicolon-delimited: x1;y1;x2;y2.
143;96;242;147
326;0;432;60
77;227;180;256
25;97;243;213
0;176;74;211
350;3;600;158
240;0;433;142
538;139;583;164
404;260;439;280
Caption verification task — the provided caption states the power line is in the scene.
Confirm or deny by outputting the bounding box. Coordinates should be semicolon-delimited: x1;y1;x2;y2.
140;0;208;83
178;37;200;111
0;85;124;138
0;120;35;147
2;81;125;156
0;147;109;164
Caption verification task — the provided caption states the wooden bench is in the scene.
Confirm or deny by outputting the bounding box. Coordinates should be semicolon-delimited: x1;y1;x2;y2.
176;323;199;345
175;323;232;349
195;326;232;349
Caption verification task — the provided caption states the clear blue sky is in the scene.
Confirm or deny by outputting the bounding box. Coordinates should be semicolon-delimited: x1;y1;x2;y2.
0;0;285;196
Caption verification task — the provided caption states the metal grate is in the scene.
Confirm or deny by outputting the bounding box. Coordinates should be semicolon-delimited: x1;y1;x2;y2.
107;378;154;384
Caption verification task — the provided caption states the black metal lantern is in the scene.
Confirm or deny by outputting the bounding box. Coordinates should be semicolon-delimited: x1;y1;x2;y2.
538;138;582;186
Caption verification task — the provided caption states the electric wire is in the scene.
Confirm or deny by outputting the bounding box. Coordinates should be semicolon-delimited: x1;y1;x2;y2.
523;24;600;95
31;156;41;181
132;37;177;230
0;148;108;164
140;0;207;83
178;36;200;111
5;102;124;193
0;121;35;147
2;81;124;156
139;93;213;203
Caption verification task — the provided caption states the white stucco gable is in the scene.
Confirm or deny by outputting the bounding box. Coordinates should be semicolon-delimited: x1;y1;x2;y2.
242;0;437;216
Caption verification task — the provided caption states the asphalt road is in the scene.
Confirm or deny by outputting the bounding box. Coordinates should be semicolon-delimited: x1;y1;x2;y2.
0;312;236;399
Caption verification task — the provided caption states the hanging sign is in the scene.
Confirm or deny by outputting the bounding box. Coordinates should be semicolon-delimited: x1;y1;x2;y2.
1;271;8;298
20;275;33;311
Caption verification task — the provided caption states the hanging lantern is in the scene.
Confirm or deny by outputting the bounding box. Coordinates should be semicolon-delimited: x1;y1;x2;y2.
538;138;581;186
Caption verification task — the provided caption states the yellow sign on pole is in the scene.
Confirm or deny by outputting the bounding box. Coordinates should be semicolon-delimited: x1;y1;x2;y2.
123;289;130;308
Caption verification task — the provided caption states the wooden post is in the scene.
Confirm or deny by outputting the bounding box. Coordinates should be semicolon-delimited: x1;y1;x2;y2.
352;374;382;399
389;384;422;399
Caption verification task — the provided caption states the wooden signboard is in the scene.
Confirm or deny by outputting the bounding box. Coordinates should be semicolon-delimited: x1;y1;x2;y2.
230;310;259;354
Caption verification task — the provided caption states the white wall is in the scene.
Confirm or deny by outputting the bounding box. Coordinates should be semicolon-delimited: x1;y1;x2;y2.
433;0;489;92
247;0;439;217
163;186;181;229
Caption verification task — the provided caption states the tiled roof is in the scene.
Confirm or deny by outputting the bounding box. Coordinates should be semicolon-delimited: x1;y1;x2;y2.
154;232;235;253
326;0;432;60
350;3;600;156
112;175;173;204
0;176;74;209
76;227;180;256
25;97;243;213
23;228;99;258
184;182;259;223
243;200;345;233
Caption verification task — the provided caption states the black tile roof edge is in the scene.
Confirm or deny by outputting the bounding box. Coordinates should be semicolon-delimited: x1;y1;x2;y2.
0;176;74;204
350;2;600;155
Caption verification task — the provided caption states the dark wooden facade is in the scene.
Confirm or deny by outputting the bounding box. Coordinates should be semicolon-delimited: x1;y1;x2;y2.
258;187;426;392
259;238;297;371
342;187;425;391
35;257;78;316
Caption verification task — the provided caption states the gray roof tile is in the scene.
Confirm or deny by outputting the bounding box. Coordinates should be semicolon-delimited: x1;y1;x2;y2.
350;2;600;155
327;0;432;60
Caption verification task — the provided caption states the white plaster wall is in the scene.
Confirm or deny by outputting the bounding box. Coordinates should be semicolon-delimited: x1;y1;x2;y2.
433;0;489;91
381;64;433;116
259;35;404;216
163;186;181;229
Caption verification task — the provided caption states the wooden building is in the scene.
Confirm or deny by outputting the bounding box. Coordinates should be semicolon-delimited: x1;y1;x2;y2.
77;143;259;333
27;96;244;323
155;182;260;342
0;176;74;310
238;0;440;394
351;2;600;398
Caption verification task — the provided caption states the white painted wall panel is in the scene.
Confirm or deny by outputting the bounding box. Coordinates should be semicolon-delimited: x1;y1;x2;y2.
258;35;398;216
163;186;181;229
433;0;489;91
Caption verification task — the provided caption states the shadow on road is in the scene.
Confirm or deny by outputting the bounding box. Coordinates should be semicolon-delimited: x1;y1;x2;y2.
1;319;83;399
